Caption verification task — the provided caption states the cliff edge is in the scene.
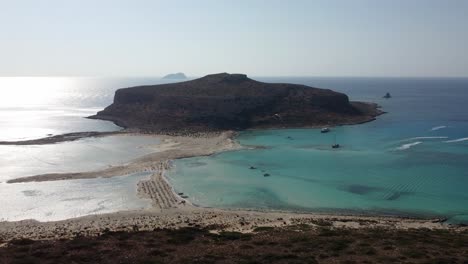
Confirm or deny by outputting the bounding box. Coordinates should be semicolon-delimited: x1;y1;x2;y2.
90;73;383;133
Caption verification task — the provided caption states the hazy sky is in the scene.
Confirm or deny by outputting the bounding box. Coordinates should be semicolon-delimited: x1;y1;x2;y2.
1;0;467;77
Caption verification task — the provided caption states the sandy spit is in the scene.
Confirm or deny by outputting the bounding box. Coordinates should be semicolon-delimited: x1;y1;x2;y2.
7;131;240;183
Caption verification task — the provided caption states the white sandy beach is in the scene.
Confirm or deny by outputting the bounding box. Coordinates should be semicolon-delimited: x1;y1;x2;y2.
2;203;463;244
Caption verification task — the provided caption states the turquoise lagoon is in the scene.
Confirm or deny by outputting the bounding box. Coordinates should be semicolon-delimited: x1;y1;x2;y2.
167;78;468;223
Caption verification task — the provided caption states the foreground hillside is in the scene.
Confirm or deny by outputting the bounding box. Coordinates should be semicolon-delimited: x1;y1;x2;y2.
1;225;467;264
90;73;382;133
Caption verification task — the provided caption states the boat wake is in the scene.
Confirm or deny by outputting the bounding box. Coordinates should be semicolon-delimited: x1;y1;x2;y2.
395;141;422;151
430;125;446;131
445;137;468;143
399;136;447;142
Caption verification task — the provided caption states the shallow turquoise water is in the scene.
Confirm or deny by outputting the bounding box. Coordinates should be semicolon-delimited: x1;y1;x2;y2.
167;78;468;223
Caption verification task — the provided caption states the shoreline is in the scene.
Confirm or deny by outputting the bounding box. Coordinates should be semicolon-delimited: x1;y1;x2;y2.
0;131;125;145
1;100;384;147
5;113;467;242
88;102;385;136
156;158;452;225
7;131;241;183
3;148;467;243
1;205;466;243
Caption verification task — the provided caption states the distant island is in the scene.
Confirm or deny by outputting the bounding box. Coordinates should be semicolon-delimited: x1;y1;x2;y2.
162;72;187;80
90;73;383;133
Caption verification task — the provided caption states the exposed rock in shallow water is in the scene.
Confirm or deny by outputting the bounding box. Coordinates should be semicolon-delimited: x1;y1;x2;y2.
90;73;383;133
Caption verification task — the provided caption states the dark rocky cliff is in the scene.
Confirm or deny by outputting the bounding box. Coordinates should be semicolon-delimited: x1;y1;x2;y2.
90;73;382;132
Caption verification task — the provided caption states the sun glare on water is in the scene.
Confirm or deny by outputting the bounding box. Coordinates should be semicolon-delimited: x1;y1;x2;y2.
0;77;72;108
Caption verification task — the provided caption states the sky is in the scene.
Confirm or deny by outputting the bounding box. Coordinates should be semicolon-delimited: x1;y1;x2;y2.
0;0;467;77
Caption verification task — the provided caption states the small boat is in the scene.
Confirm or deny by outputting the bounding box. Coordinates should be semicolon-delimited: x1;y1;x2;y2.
383;92;391;99
332;135;340;149
263;173;270;177
321;127;330;133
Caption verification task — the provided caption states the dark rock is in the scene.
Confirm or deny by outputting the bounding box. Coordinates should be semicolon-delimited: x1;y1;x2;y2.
431;218;448;223
90;73;383;133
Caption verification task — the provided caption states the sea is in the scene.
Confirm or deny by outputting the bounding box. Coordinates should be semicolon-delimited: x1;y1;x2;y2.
1;77;467;223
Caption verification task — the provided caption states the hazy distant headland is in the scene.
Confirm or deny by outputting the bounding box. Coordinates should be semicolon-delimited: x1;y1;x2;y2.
161;72;187;80
89;73;383;133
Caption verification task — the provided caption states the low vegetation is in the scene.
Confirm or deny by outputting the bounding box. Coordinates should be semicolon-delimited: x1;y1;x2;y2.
1;226;467;263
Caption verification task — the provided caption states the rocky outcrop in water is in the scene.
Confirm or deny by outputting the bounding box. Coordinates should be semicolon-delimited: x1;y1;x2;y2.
162;72;187;80
90;73;383;133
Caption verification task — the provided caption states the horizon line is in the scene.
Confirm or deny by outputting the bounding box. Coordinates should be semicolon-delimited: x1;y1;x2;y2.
1;75;468;79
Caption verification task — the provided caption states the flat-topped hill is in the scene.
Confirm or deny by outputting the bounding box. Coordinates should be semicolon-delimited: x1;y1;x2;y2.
162;72;187;80
90;73;383;132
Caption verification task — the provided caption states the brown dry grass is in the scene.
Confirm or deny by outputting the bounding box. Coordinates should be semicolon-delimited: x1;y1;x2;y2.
1;225;467;264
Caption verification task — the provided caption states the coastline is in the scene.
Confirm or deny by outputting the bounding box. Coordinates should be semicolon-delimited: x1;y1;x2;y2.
5;109;468;243
7;131;241;183
1;204;465;243
3;127;468;243
2;99;384;148
0;131;124;145
87;101;385;135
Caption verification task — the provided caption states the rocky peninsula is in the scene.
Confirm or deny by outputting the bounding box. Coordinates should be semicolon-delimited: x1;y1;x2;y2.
89;73;383;133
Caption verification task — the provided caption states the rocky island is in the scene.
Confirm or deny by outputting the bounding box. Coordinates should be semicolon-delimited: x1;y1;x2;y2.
90;73;383;133
161;72;187;80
